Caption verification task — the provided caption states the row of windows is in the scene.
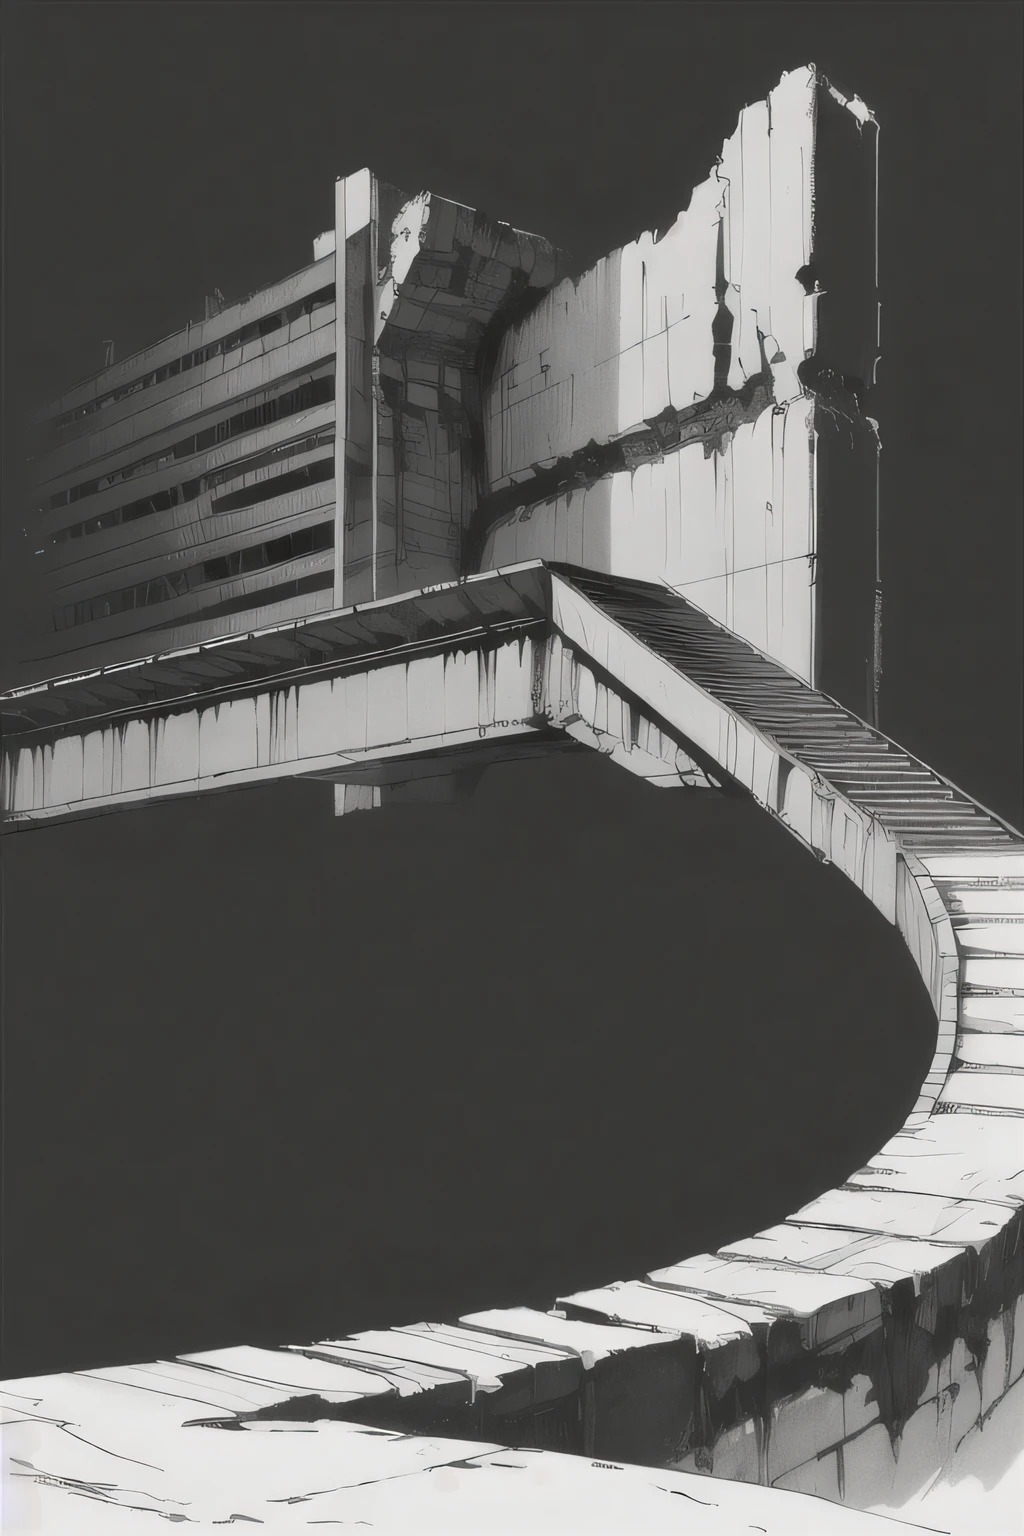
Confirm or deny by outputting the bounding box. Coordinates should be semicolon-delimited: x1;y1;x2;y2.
186;569;334;626
54;520;334;630
211;454;335;515
48;431;336;546
45;372;335;511
52;286;335;432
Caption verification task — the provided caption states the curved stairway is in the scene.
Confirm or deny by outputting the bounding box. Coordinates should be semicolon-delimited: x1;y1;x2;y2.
2;564;1021;1528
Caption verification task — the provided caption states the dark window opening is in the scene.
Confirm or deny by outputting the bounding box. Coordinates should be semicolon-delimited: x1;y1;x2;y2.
50;285;334;432
54;521;333;630
48;432;335;546
211;455;335;515
47;372;335;512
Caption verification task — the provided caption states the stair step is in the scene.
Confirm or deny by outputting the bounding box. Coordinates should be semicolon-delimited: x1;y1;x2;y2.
772;729;882;740
876;809;993;821
581;583;1015;854
804;765;924;776
799;751;918;763
856;802;965;814
823;768;934;778
906;829;1013;838
848;788;957;800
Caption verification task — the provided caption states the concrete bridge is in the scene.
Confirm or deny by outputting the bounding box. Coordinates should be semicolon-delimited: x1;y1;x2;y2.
3;62;1022;1536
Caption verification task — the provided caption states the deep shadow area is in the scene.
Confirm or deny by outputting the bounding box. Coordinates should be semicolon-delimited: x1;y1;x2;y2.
1;752;937;1379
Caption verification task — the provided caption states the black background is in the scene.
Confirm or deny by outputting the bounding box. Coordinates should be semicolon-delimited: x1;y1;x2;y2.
1;2;1021;1380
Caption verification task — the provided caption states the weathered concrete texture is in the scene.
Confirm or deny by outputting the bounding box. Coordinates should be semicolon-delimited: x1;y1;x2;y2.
482;397;817;682
337;168;566;607
517;580;1020;1510
1;631;540;820
0;1363;925;1535
0;566;722;825
19;63;880;714
22;160;561;683
475;65;879;707
482;65;873;479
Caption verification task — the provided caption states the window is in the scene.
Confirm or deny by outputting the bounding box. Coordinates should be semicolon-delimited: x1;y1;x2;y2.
48;430;335;545
48;372;335;512
210;455;334;515
50;286;335;432
56;520;334;629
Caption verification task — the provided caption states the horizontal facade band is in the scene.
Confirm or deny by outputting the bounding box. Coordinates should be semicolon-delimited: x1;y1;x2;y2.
34;253;335;425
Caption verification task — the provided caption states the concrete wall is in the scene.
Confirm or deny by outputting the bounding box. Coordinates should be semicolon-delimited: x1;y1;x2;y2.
337;171;565;607
477;66;880;705
483;398;817;682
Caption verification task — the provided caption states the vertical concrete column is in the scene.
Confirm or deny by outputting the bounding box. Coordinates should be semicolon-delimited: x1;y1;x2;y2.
334;169;374;608
369;173;380;601
333;175;347;608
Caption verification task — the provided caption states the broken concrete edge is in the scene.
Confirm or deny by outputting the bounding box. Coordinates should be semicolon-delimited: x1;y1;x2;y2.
464;371;779;570
471;60;882;716
469;359;877;574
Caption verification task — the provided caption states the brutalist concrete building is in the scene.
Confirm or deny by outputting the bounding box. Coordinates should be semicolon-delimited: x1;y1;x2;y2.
7;66;1022;1536
23;183;564;678
23;64;878;722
